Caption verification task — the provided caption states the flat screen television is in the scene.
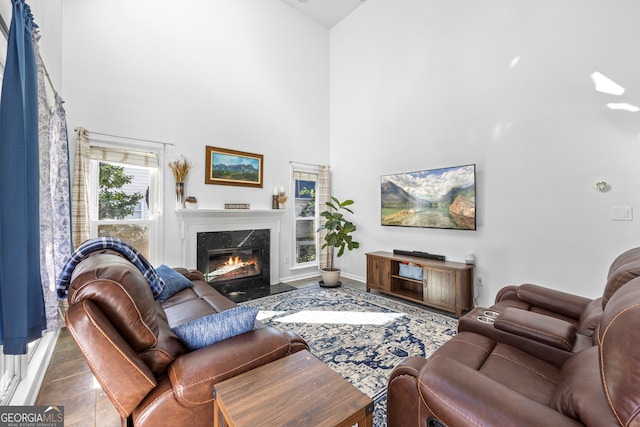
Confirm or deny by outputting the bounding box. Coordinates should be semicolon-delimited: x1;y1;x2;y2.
381;164;476;230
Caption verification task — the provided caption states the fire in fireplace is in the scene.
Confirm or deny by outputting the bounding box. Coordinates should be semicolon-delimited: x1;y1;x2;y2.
206;251;261;283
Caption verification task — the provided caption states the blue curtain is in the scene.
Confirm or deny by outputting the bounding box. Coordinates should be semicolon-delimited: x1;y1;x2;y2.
0;0;46;354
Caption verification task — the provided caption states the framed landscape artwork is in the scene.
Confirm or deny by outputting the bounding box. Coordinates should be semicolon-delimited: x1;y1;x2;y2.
205;146;263;188
381;164;476;230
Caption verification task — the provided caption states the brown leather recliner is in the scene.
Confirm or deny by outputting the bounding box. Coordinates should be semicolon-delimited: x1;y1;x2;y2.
491;247;640;337
65;251;309;427
455;247;640;368
387;276;640;427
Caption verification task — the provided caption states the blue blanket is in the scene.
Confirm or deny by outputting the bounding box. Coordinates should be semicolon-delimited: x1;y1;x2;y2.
56;237;164;300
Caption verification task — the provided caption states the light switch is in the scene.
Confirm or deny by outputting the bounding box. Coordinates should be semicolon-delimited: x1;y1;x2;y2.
610;206;633;221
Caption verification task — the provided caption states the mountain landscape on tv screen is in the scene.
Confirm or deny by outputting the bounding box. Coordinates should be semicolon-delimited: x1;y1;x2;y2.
381;165;476;230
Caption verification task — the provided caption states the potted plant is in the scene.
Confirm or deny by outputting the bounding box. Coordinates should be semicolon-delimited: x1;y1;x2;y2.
317;197;360;287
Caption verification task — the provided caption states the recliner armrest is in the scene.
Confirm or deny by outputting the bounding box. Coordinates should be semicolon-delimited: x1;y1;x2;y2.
419;355;583;427
499;284;592;319
494;307;577;351
168;327;308;407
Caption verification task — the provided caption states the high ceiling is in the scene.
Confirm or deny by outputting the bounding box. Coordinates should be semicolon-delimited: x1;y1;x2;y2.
279;0;366;28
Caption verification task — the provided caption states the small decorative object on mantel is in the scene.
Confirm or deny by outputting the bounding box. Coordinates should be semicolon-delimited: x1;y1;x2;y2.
185;196;198;209
224;203;251;209
277;186;288;209
168;155;192;209
272;187;279;209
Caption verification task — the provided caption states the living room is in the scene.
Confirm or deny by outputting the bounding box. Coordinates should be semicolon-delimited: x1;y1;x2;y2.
8;0;637;306
2;0;640;425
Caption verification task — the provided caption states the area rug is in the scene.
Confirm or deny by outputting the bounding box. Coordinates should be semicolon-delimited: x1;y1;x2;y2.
241;284;459;426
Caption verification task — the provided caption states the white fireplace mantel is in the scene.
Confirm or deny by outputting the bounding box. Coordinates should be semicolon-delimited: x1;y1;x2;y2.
176;208;287;220
176;208;287;284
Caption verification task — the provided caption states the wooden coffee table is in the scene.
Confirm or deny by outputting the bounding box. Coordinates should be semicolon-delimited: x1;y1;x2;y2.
213;350;374;427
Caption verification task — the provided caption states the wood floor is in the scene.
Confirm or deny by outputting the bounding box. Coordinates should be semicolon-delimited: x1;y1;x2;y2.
35;326;121;427
34;277;365;426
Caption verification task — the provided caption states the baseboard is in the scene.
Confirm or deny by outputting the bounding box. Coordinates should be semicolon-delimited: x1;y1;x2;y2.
279;270;366;285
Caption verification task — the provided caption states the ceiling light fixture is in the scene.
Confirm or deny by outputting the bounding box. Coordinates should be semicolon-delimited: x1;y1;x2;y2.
591;71;625;95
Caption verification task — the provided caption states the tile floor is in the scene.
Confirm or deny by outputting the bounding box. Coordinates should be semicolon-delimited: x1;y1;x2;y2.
35;277;366;426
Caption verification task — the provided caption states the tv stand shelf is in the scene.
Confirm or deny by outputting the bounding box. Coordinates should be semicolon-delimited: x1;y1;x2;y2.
366;251;474;317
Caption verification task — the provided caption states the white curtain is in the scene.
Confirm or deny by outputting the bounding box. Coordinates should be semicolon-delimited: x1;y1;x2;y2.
72;128;91;249
318;165;331;269
35;29;71;330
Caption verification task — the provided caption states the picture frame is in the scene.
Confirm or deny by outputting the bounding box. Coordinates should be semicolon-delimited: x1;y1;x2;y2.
205;146;263;188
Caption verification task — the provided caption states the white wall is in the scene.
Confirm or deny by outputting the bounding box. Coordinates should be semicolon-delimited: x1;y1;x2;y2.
1;1;63;88
61;0;330;275
331;0;640;306
56;0;640;305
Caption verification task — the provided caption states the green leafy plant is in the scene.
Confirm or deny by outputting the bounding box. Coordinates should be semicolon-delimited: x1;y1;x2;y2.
98;163;144;219
317;197;360;270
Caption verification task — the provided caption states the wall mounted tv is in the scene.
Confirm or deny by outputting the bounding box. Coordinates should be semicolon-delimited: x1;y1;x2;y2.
381;164;476;230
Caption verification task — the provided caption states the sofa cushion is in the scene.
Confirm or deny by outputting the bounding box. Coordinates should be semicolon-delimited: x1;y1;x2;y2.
602;258;640;308
575;298;603;336
550;346;617;425
598;279;640;425
155;265;194;303
172;306;259;351
69;254;159;352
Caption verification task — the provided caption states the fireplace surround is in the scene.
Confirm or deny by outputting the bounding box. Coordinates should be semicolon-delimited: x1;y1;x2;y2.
177;209;286;289
197;229;270;296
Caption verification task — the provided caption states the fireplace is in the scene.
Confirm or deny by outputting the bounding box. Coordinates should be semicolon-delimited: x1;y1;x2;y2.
197;229;270;298
176;208;287;301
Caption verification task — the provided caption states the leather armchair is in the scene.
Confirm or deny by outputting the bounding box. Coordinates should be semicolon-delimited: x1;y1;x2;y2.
65;251;309;427
491;246;640;337
387;276;640;427
455;247;640;368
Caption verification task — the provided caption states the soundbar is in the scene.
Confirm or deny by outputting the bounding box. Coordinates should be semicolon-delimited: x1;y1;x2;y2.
393;249;445;261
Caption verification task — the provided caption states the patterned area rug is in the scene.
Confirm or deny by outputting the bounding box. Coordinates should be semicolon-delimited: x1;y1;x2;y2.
242;284;459;426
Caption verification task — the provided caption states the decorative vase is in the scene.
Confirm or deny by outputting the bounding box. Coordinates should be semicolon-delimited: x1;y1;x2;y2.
176;182;185;208
185;196;197;209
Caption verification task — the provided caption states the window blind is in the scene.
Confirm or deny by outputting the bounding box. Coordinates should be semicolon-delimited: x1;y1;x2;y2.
90;146;158;168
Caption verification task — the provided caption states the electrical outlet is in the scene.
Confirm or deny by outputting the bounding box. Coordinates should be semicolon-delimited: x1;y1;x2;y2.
476;275;485;287
284;255;288;264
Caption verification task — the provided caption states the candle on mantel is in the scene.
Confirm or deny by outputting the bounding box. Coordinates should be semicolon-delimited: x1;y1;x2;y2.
279;186;285;194
273;187;278;195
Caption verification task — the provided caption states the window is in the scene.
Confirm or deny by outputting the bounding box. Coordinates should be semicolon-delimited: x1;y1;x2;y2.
89;145;162;262
292;167;319;267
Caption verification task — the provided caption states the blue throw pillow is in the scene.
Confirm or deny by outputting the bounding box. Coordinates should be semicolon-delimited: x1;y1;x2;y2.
155;264;194;302
172;306;259;351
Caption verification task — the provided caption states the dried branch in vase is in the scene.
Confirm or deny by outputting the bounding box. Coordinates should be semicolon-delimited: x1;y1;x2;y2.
168;155;192;183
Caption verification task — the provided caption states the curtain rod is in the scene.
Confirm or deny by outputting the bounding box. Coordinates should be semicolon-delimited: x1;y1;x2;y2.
289;160;322;167
0;13;58;98
88;130;175;147
38;50;57;98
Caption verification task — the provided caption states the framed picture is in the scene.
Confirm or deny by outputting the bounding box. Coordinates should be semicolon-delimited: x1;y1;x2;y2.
205;146;263;188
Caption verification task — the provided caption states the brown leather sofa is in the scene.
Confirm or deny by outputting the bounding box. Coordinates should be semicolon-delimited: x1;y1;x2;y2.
387;276;640;427
65;250;309;427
